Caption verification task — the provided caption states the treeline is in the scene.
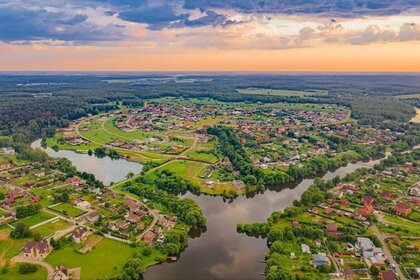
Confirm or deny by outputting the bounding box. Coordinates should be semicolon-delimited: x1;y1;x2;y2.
16;203;41;219
54;158;104;188
122;178;206;228
153;170;200;193
0;138;49;163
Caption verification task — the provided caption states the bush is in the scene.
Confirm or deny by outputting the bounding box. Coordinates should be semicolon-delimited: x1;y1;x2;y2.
19;263;38;274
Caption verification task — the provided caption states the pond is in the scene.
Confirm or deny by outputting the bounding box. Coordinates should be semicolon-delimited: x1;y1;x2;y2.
32;140;386;279
31;139;143;185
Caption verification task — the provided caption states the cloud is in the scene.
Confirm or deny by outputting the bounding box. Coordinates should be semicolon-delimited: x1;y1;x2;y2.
183;0;420;17
0;5;125;43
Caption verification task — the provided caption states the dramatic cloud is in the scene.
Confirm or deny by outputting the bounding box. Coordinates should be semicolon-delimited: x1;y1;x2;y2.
0;0;419;47
0;5;124;44
183;0;420;17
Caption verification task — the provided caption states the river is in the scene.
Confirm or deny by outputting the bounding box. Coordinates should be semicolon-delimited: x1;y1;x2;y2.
32;140;386;280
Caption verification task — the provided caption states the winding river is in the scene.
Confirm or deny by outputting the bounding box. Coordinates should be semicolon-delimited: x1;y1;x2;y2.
32;140;387;280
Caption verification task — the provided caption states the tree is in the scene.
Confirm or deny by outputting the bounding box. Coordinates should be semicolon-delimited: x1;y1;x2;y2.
19;264;38;274
126;172;135;179
10;223;32;238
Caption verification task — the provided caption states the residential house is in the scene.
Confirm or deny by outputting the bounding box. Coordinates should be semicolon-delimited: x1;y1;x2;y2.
312;253;329;267
143;231;156;245
1;147;15;156
0;161;12;170
408;184;420;197
325;224;341;236
23;241;51;258
85;212;101;223
71;230;91;244
355;237;383;259
301;244;311;254
74;199;90;211
394;202;412;216
378;270;396;280
66;177;86;187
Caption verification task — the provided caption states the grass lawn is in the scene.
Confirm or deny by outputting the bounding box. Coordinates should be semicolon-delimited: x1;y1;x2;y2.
12;211;55;228
0;264;47;280
0;229;28;266
32;219;70;238
185;149;219;163
50;203;85;217
104;117;151;140
45;237;165;279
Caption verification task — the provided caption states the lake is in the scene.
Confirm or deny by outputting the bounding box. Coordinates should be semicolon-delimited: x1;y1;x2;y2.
31;139;143;185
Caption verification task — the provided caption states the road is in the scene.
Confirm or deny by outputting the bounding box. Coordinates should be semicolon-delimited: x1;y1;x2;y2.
370;224;406;280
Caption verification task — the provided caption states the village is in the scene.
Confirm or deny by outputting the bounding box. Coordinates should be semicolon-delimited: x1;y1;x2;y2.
240;152;420;280
44;98;401;197
0;146;189;280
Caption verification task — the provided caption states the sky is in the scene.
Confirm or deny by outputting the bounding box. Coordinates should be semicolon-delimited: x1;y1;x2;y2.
0;0;419;72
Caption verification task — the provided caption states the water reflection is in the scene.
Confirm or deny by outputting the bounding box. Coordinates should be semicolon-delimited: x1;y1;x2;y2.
31;140;143;185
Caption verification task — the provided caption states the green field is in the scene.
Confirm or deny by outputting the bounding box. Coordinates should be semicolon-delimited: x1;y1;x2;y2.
12;211;55;228
32;219;70;237
185;149;219;163
50;203;85;217
45;237;165;279
237;88;328;97
397;93;420;99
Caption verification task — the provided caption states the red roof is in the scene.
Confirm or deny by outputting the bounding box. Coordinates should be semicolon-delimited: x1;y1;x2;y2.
378;270;395;280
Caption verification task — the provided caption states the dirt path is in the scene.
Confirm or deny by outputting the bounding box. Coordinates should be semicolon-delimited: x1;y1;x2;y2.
370;224;406;280
11;255;55;280
79;236;103;253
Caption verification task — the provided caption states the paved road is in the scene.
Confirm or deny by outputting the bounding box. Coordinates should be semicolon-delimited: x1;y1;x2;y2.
11;255;55;280
370;224;406;280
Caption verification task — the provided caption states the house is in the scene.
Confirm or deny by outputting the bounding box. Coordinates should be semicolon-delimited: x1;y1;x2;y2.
143;231;156;245
66;177;86;187
301;244;311;254
52;265;72;280
370;254;386;266
23;241;51;258
85;212;101;223
325;224;341;236
75;200;91;211
1;147;15;156
71;230;91;243
343;269;355;279
125;212;142;223
7;189;21;200
33;169;46;177
31;196;40;203
114;219;129;230
362;195;373;205
0;161;12;170
378;270;396;280
408;184;420;197
292;221;300;228
355;237;382;259
394;202;412;216
312;253;329;267
381;190;393;200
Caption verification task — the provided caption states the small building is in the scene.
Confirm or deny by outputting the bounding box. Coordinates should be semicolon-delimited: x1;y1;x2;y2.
301;244;311;254
143;231;156;245
23;241;51;259
394;202;412;216
85;212;101;223
1;147;15;156
71;230;91;244
66;177;86;187
75;200;91;211
378;270;396;280
33;169;46;177
325;224;341;236
312;253;329;267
